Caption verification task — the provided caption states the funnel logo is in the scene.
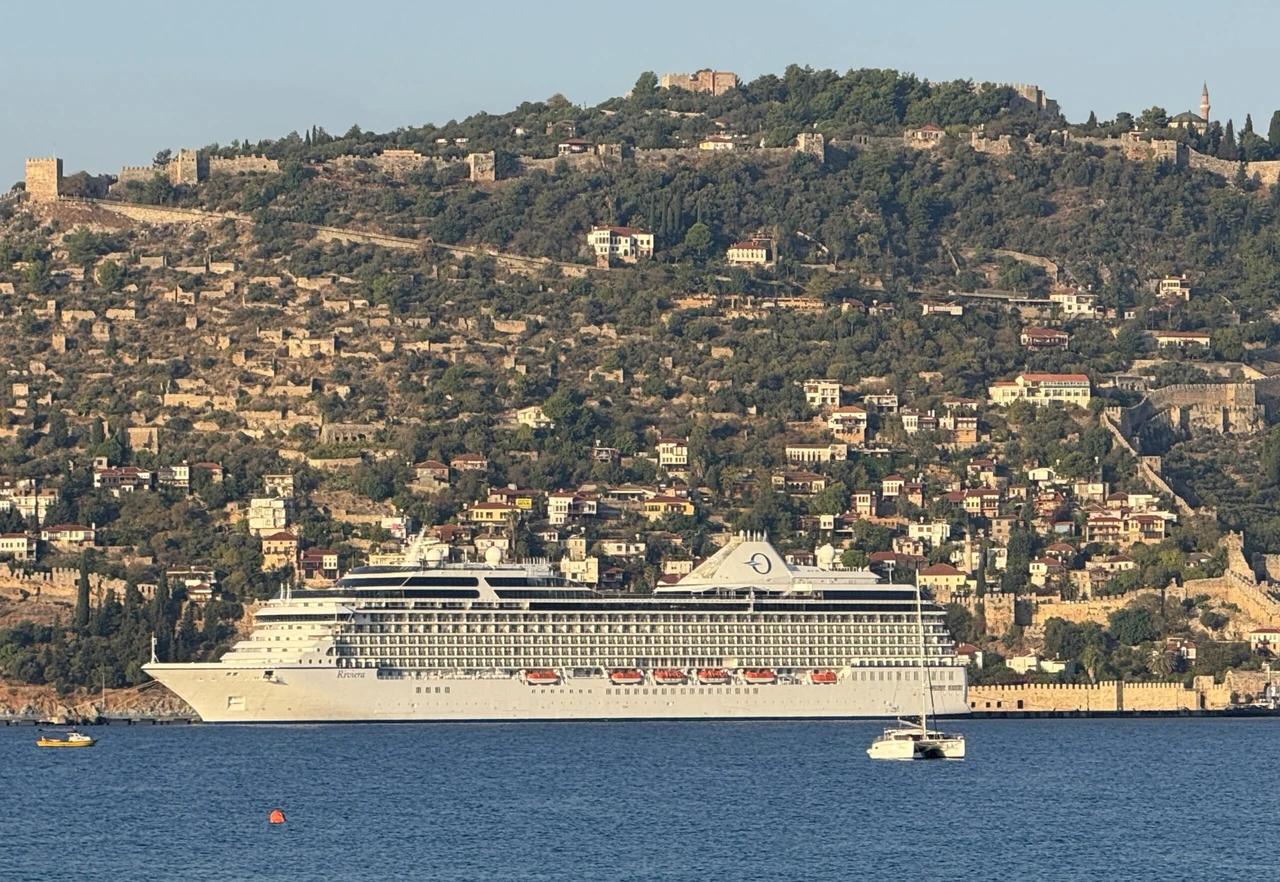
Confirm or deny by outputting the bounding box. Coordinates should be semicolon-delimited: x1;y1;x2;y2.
746;552;773;575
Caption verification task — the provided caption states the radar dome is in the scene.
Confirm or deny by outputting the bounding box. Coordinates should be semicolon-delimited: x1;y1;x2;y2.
816;544;837;570
484;546;504;565
425;545;447;567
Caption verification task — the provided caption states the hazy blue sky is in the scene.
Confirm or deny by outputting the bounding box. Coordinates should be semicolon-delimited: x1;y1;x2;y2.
5;0;1278;185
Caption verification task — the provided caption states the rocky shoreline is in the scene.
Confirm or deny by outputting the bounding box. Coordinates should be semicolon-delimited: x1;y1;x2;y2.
0;681;197;722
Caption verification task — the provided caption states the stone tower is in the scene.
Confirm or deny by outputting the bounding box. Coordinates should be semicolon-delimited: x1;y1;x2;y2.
796;132;826;163
467;151;496;182
168;149;205;186
24;157;63;202
1201;83;1210;122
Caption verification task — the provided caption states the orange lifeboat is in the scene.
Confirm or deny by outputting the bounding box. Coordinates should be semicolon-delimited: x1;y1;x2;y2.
811;670;838;685
698;668;731;686
609;669;645;686
742;669;777;685
653;669;687;686
525;669;560;686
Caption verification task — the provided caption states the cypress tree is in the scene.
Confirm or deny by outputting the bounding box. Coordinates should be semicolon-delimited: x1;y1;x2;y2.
1244;114;1255;136
1269;112;1280;150
1086;110;1098;130
73;557;90;632
1221;120;1237;160
175;604;200;662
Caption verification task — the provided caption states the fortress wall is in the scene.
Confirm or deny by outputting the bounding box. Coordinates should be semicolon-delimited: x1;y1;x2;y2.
969;682;1121;712
1030;591;1162;627
969;681;1205;713
207;155;279;176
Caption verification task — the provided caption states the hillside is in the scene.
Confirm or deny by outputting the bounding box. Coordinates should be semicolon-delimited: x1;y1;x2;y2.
4;65;1280;700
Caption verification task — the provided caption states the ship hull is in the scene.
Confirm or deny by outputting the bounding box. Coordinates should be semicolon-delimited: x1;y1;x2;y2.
144;664;969;723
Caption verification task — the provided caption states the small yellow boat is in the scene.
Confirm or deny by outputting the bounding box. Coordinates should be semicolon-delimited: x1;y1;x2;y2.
36;731;98;748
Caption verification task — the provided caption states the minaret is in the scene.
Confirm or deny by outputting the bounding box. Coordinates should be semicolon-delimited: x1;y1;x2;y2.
1201;83;1211;122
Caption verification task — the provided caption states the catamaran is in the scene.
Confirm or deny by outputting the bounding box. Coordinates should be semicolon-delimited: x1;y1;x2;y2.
867;577;966;760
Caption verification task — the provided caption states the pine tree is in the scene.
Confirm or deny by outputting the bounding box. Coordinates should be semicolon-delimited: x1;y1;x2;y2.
73;557;90;632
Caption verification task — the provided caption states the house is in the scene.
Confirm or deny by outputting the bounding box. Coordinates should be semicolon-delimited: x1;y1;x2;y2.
487;485;540;512
0;533;37;561
548;492;598;526
943;414;979;445
726;239;775;267
656;438;689;471
451;453;490;472
803;379;842;408
8;488;59;522
921;301;963;317
587;227;654;263
862;394;899;413
827;406;868;441
989;373;1091;407
918;563;968;602
698;136;738;151
908;522;952;548
92;464;154;496
955;643;984;668
465;502;518;526
1152;330;1210;349
1086;512;1124;544
644;495;694;522
1158;275;1193;301
263;474;295;498
261;531;299;571
557;138;592;155
1049;289;1098;318
882;475;906;498
786;444;847;465
412;460;451;485
961;488;1002;518
1029;557;1066;588
40;524;96;550
599;539;646;558
901;411;938;435
852;489;879;517
192;463;225;483
241;496;291;535
904;124;946;146
299;549;340;582
1249;628;1280;655
591;445;621;464
1020;327;1070;350
516;405;555;430
157;463;190;491
772;471;827;496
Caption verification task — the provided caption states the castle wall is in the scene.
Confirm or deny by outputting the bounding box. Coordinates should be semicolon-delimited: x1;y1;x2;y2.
968;680;1209;712
207;155;279;176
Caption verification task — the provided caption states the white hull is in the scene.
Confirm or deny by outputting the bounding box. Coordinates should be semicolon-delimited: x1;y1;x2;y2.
867;727;967;760
145;664;970;724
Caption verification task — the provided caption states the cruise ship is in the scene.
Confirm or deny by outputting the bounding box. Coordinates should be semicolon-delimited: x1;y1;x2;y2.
143;534;969;723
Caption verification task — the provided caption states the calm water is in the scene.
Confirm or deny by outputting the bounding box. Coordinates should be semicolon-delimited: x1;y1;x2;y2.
2;718;1274;881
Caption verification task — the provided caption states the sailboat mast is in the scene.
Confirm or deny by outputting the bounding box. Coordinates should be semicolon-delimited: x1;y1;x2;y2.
916;575;927;733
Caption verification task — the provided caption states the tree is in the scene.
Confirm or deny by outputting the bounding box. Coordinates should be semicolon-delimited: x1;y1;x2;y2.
1268;111;1280;150
73;558;91;632
1220;120;1238;160
1109;607;1157;646
1085;111;1098;130
683;222;712;258
96;259;125;291
153;149;172;168
1136;106;1169;131
840;548;869;570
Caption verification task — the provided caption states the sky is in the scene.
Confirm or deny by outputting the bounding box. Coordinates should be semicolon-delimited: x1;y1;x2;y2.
4;0;1280;185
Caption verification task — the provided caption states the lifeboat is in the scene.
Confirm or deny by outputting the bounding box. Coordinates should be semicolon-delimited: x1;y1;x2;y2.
524;669;560;686
811;670;838;685
742;669;777;685
653;669;687;686
697;669;731;686
609;669;645;686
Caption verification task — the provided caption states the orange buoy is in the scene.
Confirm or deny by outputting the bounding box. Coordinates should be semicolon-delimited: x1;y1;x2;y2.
269;809;286;825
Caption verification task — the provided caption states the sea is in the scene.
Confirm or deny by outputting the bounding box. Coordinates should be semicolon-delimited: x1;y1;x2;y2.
2;717;1274;881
